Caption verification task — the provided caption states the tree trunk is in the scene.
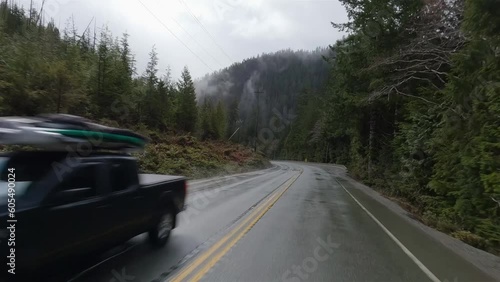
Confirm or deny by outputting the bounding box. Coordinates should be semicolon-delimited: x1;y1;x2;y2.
368;106;375;181
394;101;398;136
28;0;32;27
325;142;329;163
56;76;62;113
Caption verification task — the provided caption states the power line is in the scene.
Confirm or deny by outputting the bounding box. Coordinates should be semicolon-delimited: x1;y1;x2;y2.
166;8;225;69
178;0;234;64
137;0;214;72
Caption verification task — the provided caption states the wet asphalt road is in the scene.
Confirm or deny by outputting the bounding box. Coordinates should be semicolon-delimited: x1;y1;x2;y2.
61;162;496;282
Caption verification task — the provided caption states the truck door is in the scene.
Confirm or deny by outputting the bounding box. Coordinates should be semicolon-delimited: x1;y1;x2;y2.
40;163;108;266
103;159;145;243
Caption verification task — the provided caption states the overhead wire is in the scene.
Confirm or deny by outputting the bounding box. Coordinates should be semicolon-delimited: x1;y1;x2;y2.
178;0;234;64
165;6;226;69
137;0;214;72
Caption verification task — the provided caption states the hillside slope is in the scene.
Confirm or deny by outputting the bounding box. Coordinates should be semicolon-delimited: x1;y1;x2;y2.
195;48;330;154
136;134;271;179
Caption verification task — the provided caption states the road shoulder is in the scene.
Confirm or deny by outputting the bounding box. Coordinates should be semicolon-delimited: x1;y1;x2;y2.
311;163;499;281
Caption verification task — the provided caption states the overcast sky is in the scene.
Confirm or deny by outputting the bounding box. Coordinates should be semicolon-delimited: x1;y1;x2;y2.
14;0;348;79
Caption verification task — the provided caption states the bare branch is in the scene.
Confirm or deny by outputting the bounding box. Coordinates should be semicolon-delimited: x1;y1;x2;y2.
492;197;500;208
366;0;466;103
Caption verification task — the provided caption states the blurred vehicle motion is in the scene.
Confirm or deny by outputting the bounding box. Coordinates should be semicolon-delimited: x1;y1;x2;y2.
0;115;186;280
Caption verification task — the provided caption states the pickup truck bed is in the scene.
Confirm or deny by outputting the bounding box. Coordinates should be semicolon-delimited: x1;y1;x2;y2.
140;174;185;186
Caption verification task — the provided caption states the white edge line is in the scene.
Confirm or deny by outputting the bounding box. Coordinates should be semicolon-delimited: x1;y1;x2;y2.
334;178;441;282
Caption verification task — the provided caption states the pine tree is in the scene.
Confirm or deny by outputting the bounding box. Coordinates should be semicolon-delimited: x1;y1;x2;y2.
120;33;135;77
430;0;500;247
142;46;160;129
213;100;227;139
176;66;198;132
145;45;158;86
199;98;215;140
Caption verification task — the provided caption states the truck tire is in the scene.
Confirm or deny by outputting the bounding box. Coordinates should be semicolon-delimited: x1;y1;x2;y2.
149;208;175;247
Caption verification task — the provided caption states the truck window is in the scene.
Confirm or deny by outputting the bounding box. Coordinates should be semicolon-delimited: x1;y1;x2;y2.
57;165;97;200
109;160;137;192
0;156;55;201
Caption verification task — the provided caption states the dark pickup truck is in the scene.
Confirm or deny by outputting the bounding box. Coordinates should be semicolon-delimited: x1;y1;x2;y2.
0;150;186;278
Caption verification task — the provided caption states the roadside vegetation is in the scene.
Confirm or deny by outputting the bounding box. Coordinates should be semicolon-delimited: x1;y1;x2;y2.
0;3;269;179
135;134;270;179
282;0;500;254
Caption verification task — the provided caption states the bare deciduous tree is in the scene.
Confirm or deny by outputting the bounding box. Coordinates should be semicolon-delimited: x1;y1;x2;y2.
367;0;466;101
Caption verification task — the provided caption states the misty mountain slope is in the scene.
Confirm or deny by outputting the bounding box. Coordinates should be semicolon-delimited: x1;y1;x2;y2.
195;48;330;150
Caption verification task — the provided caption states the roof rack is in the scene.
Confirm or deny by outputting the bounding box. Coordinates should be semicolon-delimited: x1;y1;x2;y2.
0;114;148;152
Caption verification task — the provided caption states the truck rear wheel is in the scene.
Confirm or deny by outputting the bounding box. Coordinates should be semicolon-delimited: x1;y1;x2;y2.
149;209;175;247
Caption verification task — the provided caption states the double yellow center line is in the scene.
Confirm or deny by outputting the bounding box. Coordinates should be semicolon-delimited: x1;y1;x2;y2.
169;171;302;282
